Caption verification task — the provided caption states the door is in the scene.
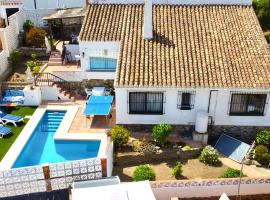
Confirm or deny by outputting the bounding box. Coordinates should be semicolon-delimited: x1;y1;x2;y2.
5;8;19;25
208;90;218;125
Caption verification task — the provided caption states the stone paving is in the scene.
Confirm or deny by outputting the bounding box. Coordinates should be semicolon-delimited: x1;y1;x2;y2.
68;100;116;134
219;157;270;177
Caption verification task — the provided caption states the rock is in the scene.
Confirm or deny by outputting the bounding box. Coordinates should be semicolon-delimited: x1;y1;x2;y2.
243;158;252;165
155;146;161;150
252;160;261;167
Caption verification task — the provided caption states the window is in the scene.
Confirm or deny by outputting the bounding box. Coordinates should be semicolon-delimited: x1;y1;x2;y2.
177;91;195;110
89;57;117;71
229;93;267;116
129;92;164;114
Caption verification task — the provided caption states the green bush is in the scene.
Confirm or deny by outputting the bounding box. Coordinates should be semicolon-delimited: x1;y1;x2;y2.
265;32;270;43
254;145;270;167
26;27;47;48
111;125;130;149
152;123;173;145
182;145;192;151
23;20;34;33
219;168;245;178
256;130;270;147
133;165;156;181
8;50;22;69
253;0;270;31
172;162;183;179
199;145;220;166
258;154;270;167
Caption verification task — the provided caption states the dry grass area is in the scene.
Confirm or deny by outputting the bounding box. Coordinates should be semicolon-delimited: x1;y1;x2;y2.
113;150;228;181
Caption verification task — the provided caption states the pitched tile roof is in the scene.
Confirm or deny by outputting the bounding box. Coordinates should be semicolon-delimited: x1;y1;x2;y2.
80;4;270;89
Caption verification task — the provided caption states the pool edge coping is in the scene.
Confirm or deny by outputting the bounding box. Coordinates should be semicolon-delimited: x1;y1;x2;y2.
0;105;108;170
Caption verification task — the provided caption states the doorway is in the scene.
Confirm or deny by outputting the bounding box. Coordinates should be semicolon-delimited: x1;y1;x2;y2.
5;8;19;25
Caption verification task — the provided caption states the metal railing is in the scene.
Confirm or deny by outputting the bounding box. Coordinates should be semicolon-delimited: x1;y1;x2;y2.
34;73;73;95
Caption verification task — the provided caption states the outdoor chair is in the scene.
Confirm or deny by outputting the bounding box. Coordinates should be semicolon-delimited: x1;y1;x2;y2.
0;124;12;138
0;111;24;127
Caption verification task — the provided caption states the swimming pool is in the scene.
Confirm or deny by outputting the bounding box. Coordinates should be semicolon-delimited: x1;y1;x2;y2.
13;111;100;168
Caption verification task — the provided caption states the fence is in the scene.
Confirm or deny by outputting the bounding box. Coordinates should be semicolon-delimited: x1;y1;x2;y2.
0;158;105;198
151;178;270;200
0;10;25;80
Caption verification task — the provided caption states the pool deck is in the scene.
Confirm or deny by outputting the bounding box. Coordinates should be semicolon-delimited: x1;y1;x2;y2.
68;100;116;134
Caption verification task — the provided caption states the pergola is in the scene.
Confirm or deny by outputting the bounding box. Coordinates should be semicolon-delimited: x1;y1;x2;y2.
43;7;86;42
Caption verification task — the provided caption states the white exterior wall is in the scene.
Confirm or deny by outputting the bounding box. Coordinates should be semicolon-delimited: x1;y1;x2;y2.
115;87;270;126
0;5;22;26
22;0;86;9
41;86;59;101
66;44;79;61
89;0;251;5
79;41;119;80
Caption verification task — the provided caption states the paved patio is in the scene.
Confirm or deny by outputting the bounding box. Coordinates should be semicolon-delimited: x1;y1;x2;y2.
43;64;80;73
68;100;116;134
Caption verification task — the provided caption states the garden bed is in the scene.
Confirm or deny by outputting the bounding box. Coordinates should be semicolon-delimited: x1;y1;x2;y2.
112;147;229;181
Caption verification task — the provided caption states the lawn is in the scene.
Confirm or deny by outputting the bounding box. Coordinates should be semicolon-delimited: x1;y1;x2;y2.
0;106;37;161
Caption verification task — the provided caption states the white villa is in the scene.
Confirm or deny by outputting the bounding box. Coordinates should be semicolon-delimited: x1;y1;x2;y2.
77;0;270;132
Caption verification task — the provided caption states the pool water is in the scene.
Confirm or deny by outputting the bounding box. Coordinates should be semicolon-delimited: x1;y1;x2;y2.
13;111;100;168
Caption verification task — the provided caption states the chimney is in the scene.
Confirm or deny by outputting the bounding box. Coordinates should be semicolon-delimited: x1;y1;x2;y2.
144;0;153;40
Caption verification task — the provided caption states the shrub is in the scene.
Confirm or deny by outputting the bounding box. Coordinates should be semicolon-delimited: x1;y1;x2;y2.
152;123;173;145
258;154;270;167
8;50;22;69
23;20;33;33
253;0;270;31
132;140;143;152
133;165;156;181
265;32;270;43
256;130;270;147
254;145;270;167
26;27;47;48
219;168;245;178
172;162;183;179
111;125;130;149
31;53;38;60
182;145;192;151
199;145;220;166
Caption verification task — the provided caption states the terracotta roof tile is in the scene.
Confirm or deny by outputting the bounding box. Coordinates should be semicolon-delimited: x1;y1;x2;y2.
79;4;270;89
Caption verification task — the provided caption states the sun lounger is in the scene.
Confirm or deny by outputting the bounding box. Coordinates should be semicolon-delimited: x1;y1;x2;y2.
0;111;24;127
0;124;12;138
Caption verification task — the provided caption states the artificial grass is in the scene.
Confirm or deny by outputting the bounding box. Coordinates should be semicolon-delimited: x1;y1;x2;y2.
0;106;37;161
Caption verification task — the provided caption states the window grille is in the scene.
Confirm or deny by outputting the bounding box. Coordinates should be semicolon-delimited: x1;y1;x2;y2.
128;92;164;114
229;93;268;116
177;91;195;110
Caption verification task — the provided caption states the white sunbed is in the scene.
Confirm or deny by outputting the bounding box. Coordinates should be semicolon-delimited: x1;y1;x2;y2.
0;111;24;127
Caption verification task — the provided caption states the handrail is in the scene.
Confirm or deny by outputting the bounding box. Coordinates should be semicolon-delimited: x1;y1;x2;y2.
34;73;73;95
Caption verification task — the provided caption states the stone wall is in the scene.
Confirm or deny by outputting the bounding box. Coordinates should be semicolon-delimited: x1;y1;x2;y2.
121;124;270;145
208;125;270;145
63;79;114;96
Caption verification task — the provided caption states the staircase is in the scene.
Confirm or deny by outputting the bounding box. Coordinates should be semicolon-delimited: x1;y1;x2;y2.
48;50;62;66
34;73;75;101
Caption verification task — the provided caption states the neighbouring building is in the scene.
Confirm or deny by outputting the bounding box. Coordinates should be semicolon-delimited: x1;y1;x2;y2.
79;0;270;140
0;0;22;27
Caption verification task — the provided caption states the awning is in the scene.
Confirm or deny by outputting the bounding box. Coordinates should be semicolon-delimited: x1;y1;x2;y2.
83;96;113;116
42;7;86;20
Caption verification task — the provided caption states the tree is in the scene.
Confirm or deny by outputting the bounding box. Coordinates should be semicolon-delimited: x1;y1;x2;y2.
253;0;270;31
